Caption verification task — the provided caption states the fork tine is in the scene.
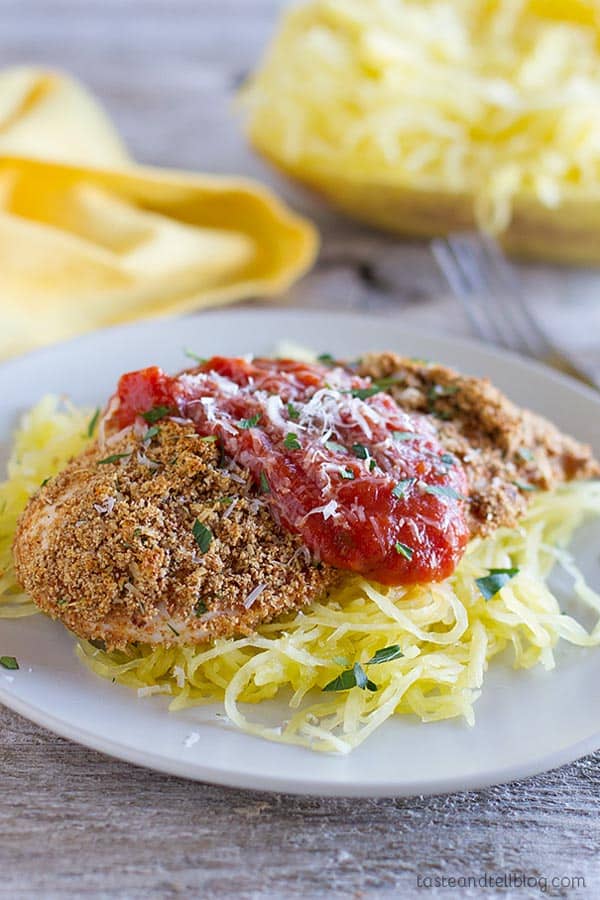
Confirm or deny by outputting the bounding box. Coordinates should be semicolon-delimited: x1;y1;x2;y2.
434;234;600;390
450;234;533;355
431;238;499;345
478;234;551;358
437;235;525;352
442;233;548;358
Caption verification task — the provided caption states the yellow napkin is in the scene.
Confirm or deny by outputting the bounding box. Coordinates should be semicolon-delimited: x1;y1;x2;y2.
0;67;317;359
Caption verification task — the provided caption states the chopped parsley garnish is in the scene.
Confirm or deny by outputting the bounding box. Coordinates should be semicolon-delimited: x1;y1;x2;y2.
217;495;234;504
194;600;208;616
89;638;107;651
395;541;414;560
517;447;534;462
352;443;368;459
340;467;355;480
424;484;468;501
142;405;173;424
98;453;131;465
367;645;404;665
369;459;377;472
87;407;100;438
184;348;207;364
513;481;539;492
427;383;460;403
0;656;18;671
323;662;377;693
351;386;380;400
427;384;459;420
199;435;217;443
476;568;520;601
143;425;160;442
133;527;143;537
287;402;300;421
325;440;346;454
392;478;415;499
40;477;51;488
238;414;261;429
284;432;301;450
260;471;271;494
192;519;213;554
392;430;415;441
322;645;404;693
317;353;335;364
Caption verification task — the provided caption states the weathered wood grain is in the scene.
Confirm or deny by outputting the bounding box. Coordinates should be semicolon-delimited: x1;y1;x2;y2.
1;703;599;899
1;0;600;896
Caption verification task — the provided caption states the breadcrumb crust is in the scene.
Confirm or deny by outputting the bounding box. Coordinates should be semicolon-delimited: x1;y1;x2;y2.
13;354;599;648
13;421;341;649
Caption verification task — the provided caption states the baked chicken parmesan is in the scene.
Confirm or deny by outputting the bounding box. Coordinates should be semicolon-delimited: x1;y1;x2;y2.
14;354;598;646
5;351;600;752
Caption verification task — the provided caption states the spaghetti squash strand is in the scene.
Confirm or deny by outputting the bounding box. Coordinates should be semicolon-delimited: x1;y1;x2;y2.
2;397;600;753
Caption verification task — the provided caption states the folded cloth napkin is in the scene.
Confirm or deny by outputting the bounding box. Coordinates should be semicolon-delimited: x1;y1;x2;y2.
0;67;317;359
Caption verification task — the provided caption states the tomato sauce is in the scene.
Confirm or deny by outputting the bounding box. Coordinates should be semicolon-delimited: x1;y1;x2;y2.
108;357;470;586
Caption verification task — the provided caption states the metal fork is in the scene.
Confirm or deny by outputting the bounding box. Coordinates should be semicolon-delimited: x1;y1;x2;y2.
431;232;600;391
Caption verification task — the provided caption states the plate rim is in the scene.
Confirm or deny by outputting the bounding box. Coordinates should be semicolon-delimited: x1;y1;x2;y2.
2;307;600;797
2;679;599;797
2;306;599;406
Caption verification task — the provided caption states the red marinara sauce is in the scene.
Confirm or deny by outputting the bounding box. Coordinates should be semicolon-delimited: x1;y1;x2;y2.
108;357;470;586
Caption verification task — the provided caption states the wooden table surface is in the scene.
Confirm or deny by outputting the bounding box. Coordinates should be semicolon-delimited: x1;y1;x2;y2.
2;2;600;897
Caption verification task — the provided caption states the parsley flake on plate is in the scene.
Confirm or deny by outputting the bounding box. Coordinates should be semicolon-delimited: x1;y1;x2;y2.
323;662;377;693
350;386;380;400
392;478;415;499
284;432;301;450
476;568;520;600
352;443;368;459
192;519;213;554
143;425;160;442
238;414;261;429
287;402;300;421
87;407;100;438
395;541;414;560
367;645;404;665
97;453;131;466
0;656;19;671
183;348;207;363
424;484;469;501
142;405;173;425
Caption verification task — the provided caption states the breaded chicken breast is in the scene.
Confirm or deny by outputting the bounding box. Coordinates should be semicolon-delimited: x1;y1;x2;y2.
13;354;598;650
358;353;599;534
14;420;341;649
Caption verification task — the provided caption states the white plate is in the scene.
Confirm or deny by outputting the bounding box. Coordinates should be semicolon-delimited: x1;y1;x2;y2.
1;309;600;797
